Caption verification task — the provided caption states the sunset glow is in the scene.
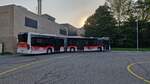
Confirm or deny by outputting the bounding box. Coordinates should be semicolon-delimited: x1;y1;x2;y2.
79;16;88;28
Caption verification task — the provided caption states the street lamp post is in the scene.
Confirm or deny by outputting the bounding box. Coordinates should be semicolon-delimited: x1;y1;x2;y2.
134;2;139;51
136;16;139;51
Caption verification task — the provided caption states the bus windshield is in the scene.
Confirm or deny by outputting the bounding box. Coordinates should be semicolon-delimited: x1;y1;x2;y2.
18;33;28;42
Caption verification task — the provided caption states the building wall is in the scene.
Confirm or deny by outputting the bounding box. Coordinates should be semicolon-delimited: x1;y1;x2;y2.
12;5;61;53
60;24;77;36
13;5;60;37
37;17;60;35
77;28;85;36
0;5;14;53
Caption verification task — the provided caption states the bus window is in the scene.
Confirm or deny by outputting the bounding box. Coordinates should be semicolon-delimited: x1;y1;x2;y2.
31;37;54;47
87;39;97;46
67;38;76;46
18;33;28;42
54;38;64;47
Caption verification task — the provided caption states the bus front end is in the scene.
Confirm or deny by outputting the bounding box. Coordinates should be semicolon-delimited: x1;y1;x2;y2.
17;33;31;54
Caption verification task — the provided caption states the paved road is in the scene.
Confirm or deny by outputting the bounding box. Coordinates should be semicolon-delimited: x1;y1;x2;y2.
0;51;150;84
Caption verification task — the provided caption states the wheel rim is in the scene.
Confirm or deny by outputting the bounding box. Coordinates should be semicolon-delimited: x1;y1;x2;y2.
47;49;52;54
70;48;75;52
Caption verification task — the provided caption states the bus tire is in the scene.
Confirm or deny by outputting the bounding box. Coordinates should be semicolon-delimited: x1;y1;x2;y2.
70;47;75;52
47;48;52;54
98;47;102;52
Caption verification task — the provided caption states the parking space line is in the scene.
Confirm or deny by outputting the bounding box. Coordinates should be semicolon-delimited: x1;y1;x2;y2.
0;55;72;77
0;60;46;76
127;61;150;84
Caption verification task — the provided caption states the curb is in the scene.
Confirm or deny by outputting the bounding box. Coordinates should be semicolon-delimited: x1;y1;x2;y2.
127;62;150;83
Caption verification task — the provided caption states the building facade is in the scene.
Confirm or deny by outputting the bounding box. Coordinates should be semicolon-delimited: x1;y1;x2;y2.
60;23;78;36
0;5;79;53
77;28;85;36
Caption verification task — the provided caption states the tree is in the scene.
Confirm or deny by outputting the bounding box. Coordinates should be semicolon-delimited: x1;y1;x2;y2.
135;0;150;21
106;0;133;28
84;0;150;48
84;5;116;45
106;0;150;48
133;0;150;48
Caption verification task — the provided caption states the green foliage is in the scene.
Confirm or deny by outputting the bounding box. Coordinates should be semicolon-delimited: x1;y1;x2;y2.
106;0;132;21
133;0;150;21
84;5;116;43
84;0;150;48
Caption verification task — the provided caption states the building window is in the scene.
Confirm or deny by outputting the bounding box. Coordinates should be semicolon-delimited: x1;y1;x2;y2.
25;17;38;28
59;29;67;35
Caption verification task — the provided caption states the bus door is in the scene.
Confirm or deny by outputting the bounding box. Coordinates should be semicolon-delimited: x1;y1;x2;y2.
77;38;85;51
54;38;64;52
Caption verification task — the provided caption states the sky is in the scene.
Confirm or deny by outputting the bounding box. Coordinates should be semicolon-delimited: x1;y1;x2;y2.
0;0;105;28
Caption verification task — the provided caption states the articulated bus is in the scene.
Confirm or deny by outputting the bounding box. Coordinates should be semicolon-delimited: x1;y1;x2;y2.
17;32;110;54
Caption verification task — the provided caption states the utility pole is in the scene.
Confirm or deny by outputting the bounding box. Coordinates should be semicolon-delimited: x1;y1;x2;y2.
37;0;42;15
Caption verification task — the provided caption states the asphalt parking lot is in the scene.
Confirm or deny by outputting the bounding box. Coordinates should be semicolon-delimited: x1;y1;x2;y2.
0;51;150;84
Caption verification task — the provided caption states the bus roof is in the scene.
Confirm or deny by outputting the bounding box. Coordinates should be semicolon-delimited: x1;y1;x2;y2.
19;32;109;40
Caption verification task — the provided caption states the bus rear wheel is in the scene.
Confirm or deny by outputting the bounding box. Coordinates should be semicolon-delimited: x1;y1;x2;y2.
98;47;102;52
47;48;52;54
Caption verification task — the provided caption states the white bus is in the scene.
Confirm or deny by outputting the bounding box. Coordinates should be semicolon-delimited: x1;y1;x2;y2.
17;32;110;54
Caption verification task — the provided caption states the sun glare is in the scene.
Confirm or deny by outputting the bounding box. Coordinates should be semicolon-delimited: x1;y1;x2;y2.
79;16;88;27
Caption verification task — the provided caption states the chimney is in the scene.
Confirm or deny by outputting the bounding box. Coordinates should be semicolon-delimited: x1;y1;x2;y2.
38;0;42;15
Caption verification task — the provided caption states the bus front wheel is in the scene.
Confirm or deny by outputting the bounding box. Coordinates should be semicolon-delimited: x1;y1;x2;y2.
47;48;52;54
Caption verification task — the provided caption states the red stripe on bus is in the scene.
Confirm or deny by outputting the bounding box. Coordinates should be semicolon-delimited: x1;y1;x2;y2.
84;45;102;48
17;42;28;48
31;46;54;50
